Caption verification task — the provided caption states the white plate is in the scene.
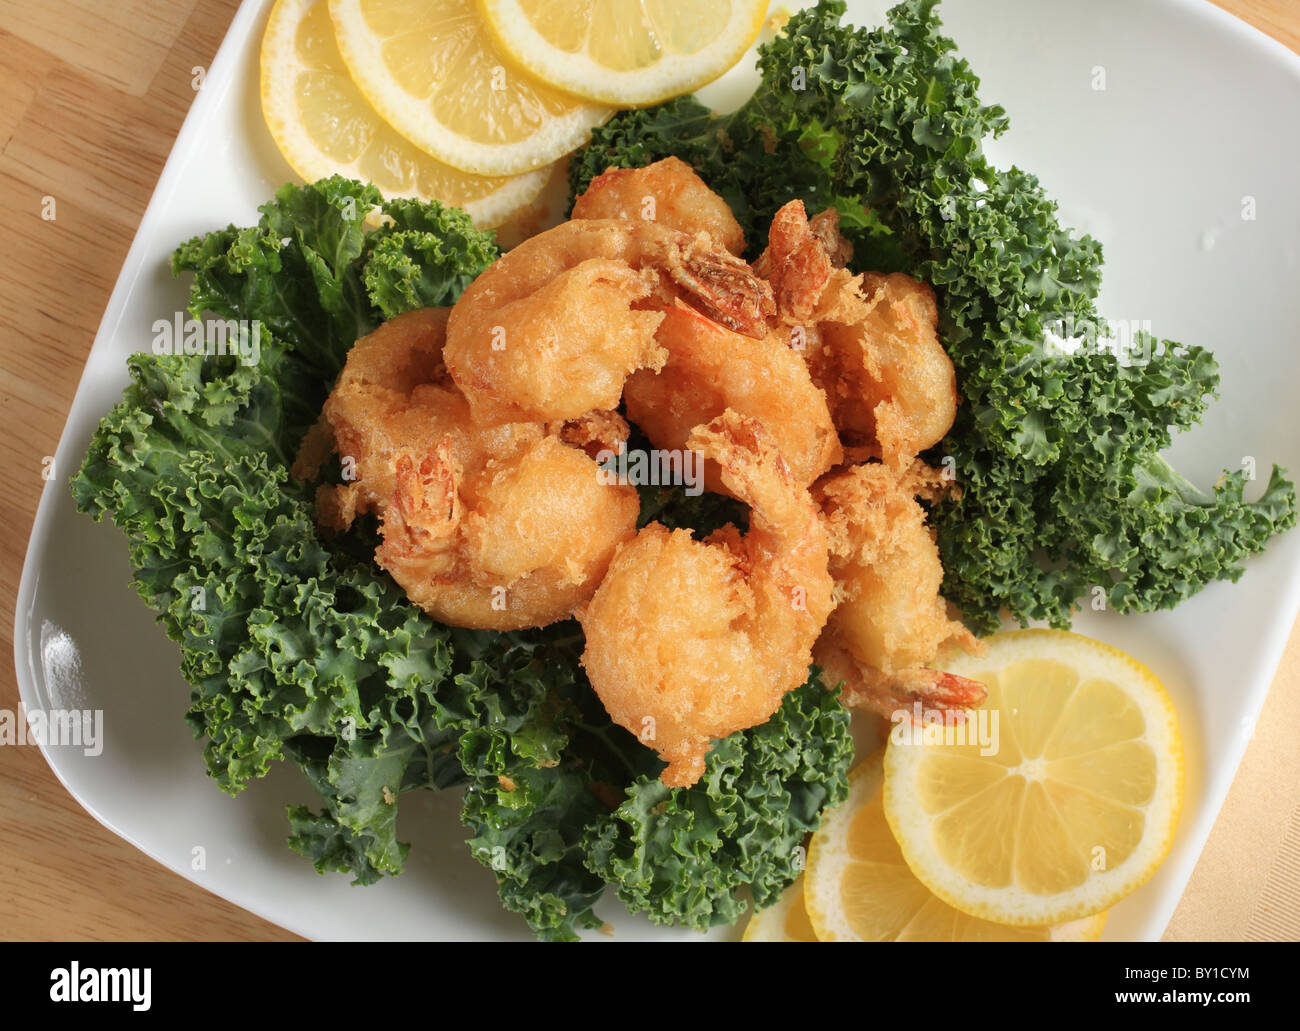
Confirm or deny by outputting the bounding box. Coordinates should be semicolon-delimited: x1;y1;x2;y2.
14;0;1300;941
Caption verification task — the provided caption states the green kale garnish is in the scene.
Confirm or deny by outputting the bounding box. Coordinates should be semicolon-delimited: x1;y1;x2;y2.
585;675;851;929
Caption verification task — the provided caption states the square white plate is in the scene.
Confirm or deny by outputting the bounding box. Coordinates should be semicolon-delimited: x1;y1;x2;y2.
15;0;1300;941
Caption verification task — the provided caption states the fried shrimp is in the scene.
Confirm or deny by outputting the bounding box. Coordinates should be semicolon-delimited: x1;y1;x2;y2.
624;302;842;491
312;307;638;630
753;200;959;469
571;155;746;255
816;272;959;468
376;432;637;629
579;410;834;788
444;219;773;426
311;307;532;532
447;251;665;427
813;461;984;718
546;408;632;460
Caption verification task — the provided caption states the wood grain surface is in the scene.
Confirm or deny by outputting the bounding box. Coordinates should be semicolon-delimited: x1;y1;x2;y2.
0;0;1296;943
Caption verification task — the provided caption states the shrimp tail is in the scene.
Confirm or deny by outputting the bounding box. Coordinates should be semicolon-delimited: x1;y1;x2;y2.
808;206;853;268
755;199;832;323
817;630;987;719
667;233;775;337
833;662;987;721
870;667;989;715
756;199;871;326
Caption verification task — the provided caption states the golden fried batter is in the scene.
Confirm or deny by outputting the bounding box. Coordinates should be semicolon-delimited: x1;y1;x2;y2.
754;200;959;469
813;461;983;717
816;273;959;468
579;411;833;788
313;307;638;630
625;302;841;492
376;433;638;629
444;219;774;426
572;155;746;255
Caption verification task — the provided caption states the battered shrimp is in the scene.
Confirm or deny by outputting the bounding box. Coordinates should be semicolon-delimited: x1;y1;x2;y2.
579;410;834;788
624;302;842;492
816;273;959;469
571;156;746;255
312;307;534;532
310;307;638;630
444;219;774;425
813;461;984;718
754;200;959;469
376;432;638;630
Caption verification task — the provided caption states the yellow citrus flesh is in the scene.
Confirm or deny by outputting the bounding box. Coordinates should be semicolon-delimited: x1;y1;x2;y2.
260;0;548;226
883;630;1184;926
328;0;609;176
479;0;768;107
804;752;1107;941
741;879;819;942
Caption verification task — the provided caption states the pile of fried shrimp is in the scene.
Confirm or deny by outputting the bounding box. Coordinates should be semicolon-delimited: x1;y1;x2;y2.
293;156;987;789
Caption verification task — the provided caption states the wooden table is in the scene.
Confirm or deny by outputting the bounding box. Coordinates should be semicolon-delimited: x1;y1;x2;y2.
1;0;1297;942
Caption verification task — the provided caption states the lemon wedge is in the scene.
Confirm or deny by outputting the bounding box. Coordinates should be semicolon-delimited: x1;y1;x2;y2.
261;0;548;227
327;0;609;176
742;880;819;942
478;0;768;107
803;752;1108;941
883;630;1184;926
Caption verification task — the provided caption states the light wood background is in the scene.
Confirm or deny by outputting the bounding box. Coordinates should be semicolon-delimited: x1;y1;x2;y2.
1;0;1297;942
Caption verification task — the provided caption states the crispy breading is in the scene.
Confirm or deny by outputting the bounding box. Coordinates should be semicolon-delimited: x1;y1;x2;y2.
579;412;833;788
315;307;638;630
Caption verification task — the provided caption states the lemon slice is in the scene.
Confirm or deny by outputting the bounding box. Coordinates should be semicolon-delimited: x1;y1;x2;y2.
805;752;1108;941
742;880;819;942
327;0;609;176
479;0;768;107
261;0;548;227
883;630;1184;926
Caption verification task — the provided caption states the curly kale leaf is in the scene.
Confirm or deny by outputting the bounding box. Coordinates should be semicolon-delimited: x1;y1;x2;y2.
444;627;618;941
72;180;497;891
172;177;382;380
362;197;500;318
583;676;852;930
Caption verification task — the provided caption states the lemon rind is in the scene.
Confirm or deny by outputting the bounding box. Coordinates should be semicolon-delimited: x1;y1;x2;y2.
478;0;768;107
328;0;611;177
